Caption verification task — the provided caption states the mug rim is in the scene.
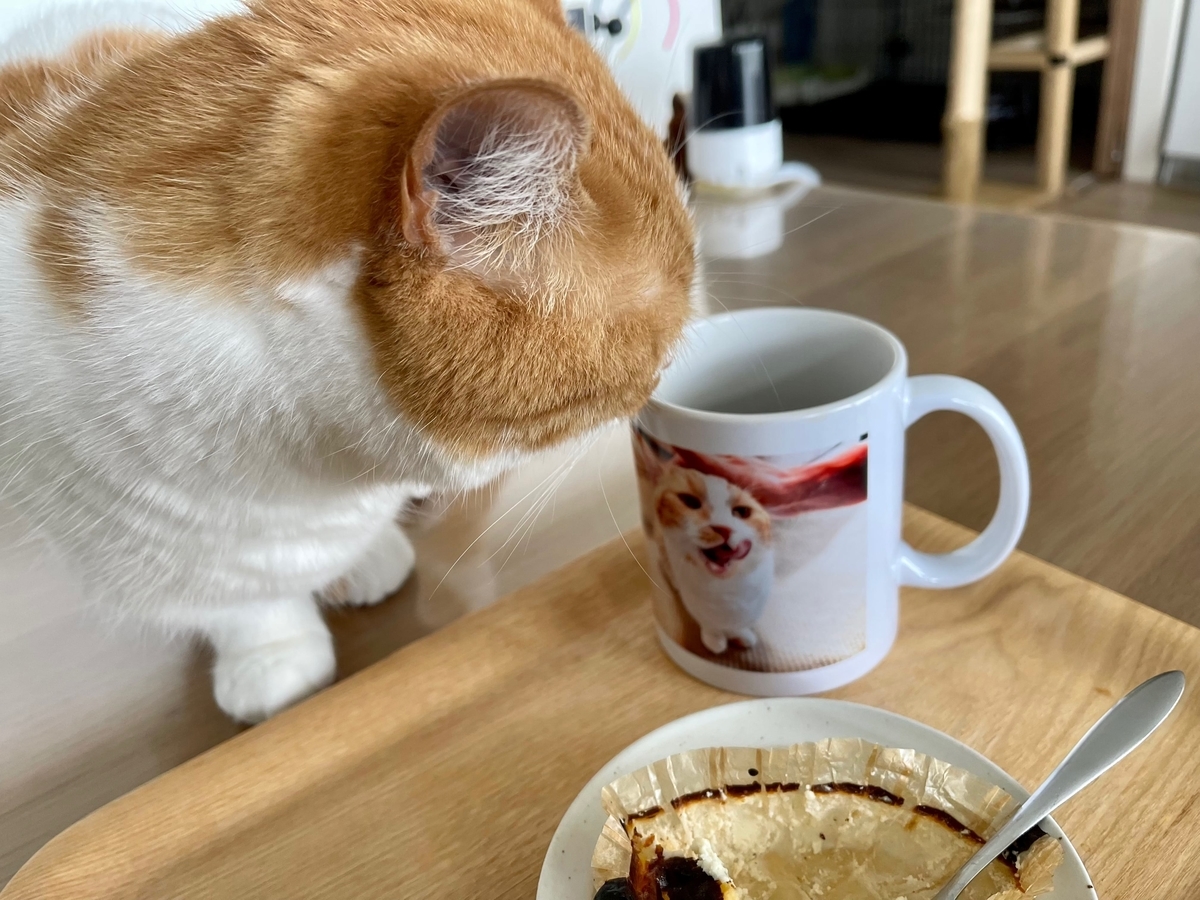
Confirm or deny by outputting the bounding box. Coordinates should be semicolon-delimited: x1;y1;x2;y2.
647;306;908;424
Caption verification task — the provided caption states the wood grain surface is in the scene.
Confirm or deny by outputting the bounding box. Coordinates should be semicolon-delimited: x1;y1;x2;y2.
704;187;1200;625
4;507;1198;900
4;185;1200;886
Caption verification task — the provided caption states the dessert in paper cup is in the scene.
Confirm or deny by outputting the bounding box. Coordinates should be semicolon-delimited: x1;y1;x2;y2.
591;738;1063;900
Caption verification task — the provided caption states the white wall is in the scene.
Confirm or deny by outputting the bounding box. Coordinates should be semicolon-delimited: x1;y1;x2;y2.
1126;0;1188;181
584;0;722;138
1163;0;1200;160
0;0;242;31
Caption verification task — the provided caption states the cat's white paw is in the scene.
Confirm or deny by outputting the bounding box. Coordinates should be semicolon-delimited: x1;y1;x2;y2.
701;628;729;655
323;522;415;607
213;632;335;723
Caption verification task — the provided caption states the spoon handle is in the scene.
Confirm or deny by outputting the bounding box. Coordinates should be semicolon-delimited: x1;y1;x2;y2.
934;671;1186;900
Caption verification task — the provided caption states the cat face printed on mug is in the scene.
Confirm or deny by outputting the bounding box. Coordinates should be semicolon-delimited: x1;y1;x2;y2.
654;466;772;580
635;429;870;668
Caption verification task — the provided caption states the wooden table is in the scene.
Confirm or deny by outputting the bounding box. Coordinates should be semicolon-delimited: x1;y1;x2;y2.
4;185;1200;886
4;507;1198;899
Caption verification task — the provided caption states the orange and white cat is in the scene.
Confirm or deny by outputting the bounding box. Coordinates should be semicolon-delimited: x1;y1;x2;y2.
0;0;694;721
653;466;774;654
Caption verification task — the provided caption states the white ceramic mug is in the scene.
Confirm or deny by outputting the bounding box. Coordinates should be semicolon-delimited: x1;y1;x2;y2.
632;307;1030;695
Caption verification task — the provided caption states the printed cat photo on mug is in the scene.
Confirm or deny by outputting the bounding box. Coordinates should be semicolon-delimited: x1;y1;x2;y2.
633;427;869;673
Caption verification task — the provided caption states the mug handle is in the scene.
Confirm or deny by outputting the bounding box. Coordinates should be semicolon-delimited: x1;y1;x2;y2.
896;375;1031;589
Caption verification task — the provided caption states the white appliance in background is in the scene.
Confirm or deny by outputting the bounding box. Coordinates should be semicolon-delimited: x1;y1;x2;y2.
563;0;722;138
685;35;821;260
686;35;819;192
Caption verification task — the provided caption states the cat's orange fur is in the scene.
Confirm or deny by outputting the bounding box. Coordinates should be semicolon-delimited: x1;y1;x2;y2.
0;29;162;141
4;0;693;455
0;0;694;719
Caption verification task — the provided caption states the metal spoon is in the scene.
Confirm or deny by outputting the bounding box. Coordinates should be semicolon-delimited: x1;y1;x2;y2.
932;670;1186;900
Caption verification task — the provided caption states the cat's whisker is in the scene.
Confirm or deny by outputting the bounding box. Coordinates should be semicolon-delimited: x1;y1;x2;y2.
505;430;602;558
513;447;592;559
424;452;580;602
506;478;565;555
488;434;597;566
700;269;804;278
724;205;843;259
670;111;744;158
486;455;576;564
528;451;586;534
598;433;665;595
701;279;802;306
494;461;578;572
702;291;786;411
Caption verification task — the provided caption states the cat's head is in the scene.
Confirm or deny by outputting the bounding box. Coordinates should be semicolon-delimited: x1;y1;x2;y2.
654;466;772;579
271;0;697;466
31;0;694;483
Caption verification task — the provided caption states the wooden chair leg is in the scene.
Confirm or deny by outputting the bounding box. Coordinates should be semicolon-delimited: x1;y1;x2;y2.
1037;64;1076;195
1038;0;1081;196
1094;0;1144;178
944;118;986;201
943;0;993;202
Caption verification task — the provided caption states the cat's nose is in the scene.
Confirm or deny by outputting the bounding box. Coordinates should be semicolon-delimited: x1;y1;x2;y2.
710;525;732;542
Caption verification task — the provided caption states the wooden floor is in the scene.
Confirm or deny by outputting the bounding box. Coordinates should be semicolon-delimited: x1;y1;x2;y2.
786;134;1200;234
4;184;1200;885
1052;179;1200;234
784;134;1060;199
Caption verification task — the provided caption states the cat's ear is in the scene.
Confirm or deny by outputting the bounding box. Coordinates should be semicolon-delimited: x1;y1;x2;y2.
399;79;590;267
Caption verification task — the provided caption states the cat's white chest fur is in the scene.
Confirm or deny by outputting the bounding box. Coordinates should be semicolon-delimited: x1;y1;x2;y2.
0;187;498;721
667;537;774;637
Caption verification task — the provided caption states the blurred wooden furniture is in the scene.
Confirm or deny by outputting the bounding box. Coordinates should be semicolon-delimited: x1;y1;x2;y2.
1093;0;1144;177
944;0;1113;203
3;508;1199;900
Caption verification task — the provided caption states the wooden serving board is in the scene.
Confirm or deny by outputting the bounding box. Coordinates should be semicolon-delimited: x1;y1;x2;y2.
4;507;1199;899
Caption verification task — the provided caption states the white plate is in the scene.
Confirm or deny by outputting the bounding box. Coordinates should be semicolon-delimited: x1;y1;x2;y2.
537;698;1097;899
